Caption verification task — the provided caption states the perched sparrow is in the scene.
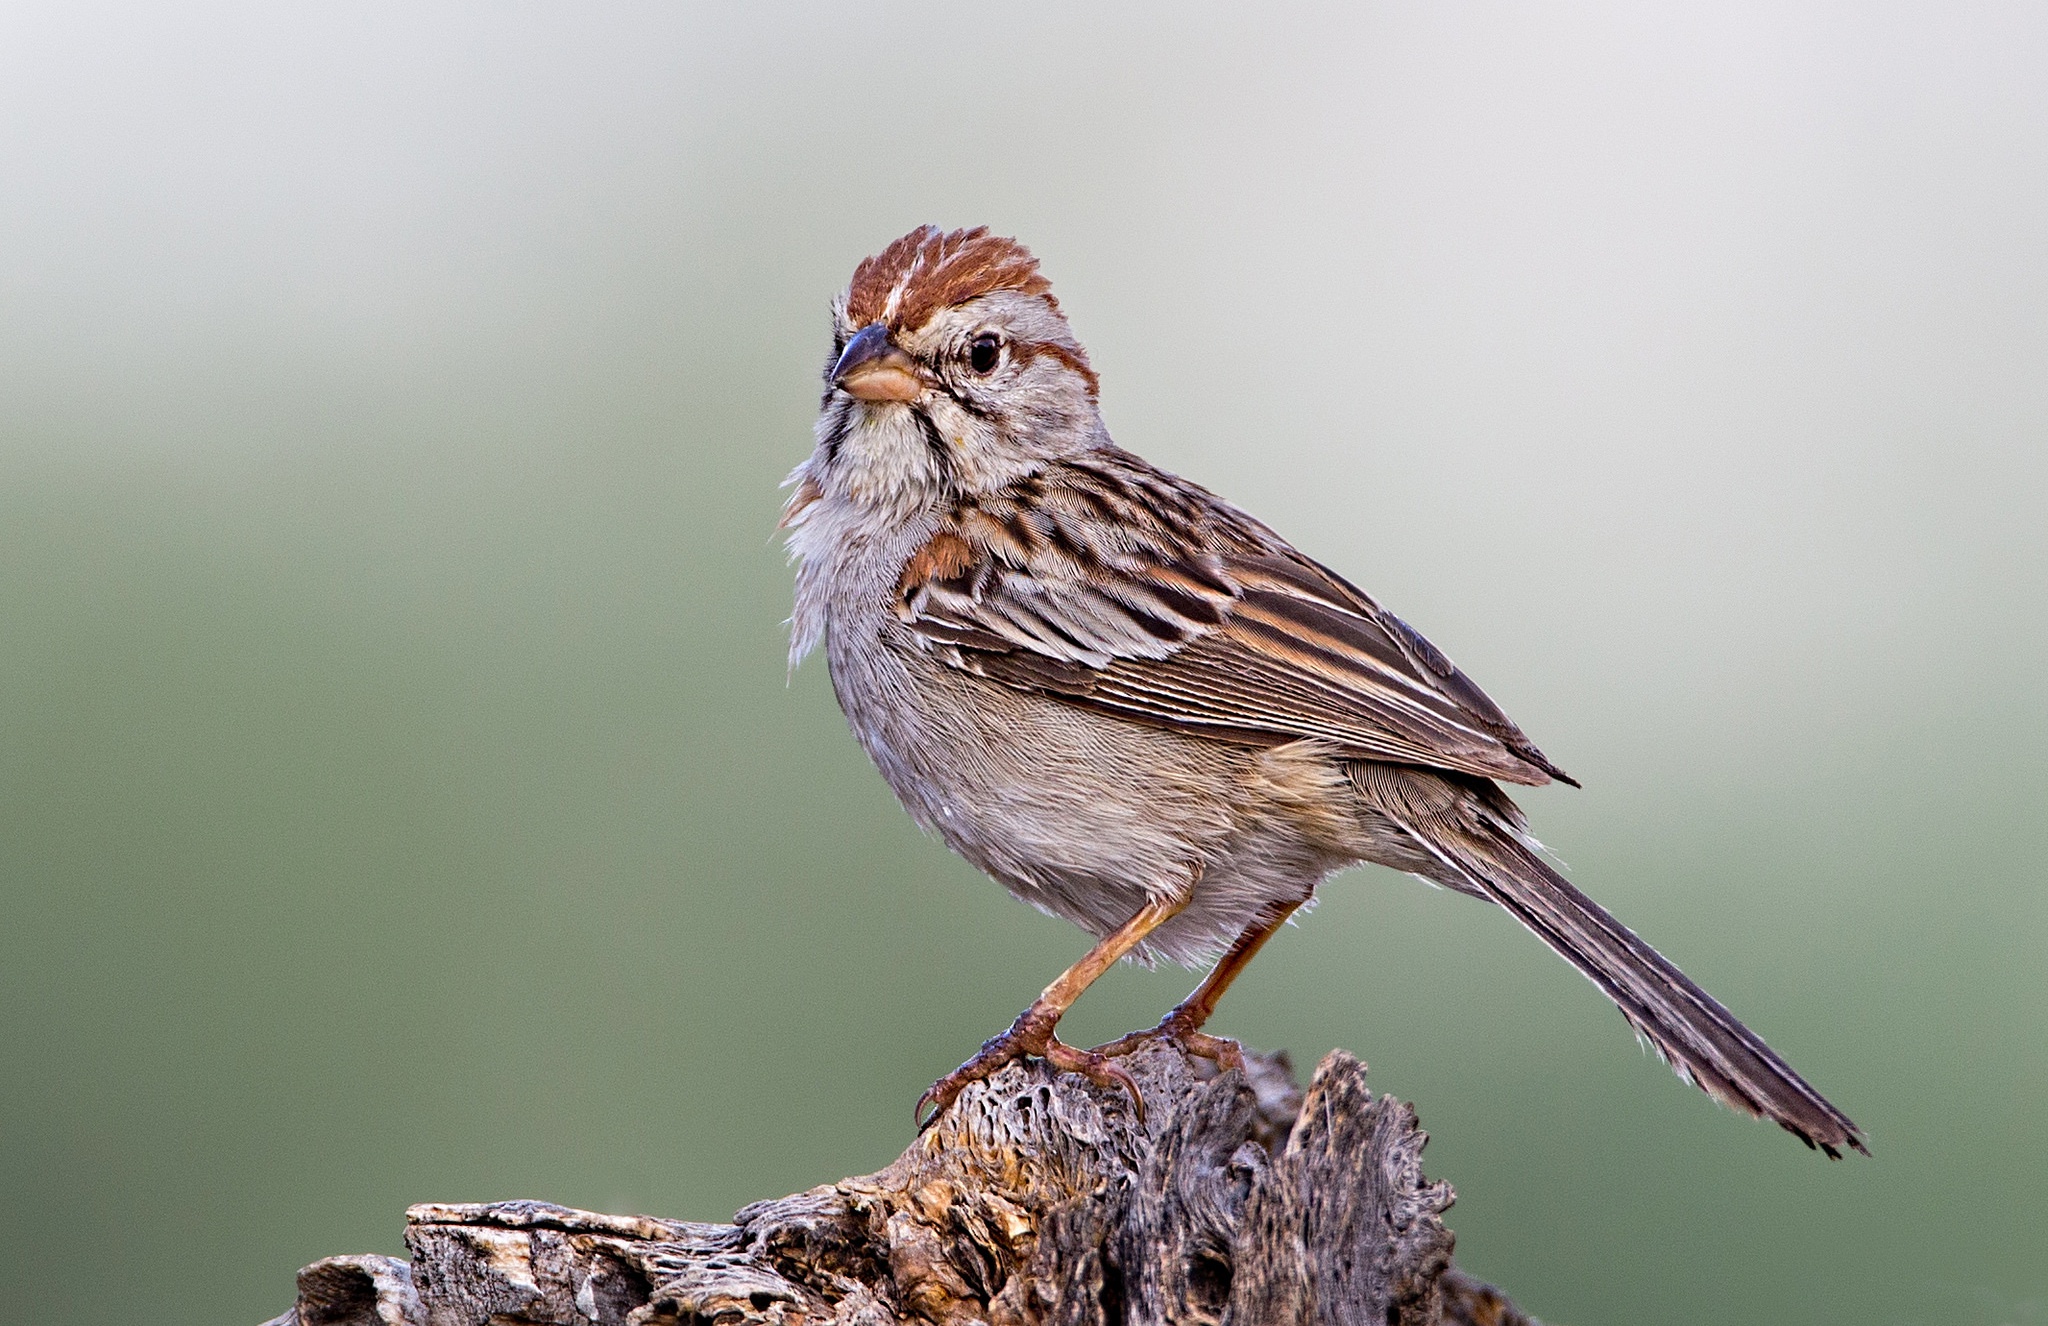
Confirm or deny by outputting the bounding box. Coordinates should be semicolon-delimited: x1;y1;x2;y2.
783;225;1863;1156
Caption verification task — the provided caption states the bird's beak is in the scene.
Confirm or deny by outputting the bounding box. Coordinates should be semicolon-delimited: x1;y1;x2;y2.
832;323;926;403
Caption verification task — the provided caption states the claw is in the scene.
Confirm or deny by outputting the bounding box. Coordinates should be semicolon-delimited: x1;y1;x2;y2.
915;1005;1055;1131
917;1026;1037;1130
1043;1041;1147;1122
1089;1012;1247;1078
915;1004;1152;1132
913;1082;952;1132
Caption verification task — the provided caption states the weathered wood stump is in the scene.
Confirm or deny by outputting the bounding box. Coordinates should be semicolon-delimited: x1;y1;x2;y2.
261;1045;1535;1325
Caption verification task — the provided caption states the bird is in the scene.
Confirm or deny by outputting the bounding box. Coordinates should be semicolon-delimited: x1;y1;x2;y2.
781;224;1864;1156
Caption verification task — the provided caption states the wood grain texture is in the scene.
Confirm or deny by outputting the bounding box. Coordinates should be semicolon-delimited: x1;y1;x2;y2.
259;1045;1536;1326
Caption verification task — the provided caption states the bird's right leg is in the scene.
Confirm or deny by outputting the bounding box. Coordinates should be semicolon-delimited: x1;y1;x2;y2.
916;894;1186;1130
1090;896;1303;1073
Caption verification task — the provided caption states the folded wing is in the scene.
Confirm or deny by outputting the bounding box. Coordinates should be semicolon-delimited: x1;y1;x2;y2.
896;450;1574;788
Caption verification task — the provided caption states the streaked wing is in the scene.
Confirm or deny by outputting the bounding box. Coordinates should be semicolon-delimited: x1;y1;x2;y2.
896;451;1573;787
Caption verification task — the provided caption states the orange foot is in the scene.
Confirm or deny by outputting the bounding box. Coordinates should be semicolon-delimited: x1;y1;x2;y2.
1089;1007;1247;1076
916;1003;1143;1131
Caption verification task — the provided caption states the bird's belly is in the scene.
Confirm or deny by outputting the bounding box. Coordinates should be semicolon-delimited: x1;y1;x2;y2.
827;626;1353;963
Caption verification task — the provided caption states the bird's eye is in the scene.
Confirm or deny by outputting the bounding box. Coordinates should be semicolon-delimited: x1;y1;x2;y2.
968;332;1002;375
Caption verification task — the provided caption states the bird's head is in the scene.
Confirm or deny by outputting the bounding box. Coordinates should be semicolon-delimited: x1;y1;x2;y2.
802;226;1105;509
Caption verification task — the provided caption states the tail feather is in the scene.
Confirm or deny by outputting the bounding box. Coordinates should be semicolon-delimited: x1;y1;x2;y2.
1386;797;1864;1157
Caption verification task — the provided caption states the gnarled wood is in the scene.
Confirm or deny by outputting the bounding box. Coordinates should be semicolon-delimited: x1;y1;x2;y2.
260;1045;1536;1326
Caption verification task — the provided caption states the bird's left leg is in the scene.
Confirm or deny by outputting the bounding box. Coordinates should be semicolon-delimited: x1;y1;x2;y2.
916;893;1188;1129
1090;897;1303;1073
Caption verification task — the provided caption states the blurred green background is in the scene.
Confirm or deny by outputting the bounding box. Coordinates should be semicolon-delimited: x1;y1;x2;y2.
2;4;2043;1324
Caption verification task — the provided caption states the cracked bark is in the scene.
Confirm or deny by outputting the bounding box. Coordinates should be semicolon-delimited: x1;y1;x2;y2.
259;1045;1538;1326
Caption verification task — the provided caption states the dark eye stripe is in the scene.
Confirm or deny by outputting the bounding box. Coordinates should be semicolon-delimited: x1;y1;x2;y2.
941;388;995;421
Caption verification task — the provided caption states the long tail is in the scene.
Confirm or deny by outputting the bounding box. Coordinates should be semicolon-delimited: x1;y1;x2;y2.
1363;768;1865;1156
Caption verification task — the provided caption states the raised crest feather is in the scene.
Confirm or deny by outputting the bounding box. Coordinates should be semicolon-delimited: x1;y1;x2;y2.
845;226;1058;334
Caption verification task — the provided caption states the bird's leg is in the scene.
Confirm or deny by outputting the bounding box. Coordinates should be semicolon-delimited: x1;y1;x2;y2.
917;894;1186;1130
1090;897;1304;1074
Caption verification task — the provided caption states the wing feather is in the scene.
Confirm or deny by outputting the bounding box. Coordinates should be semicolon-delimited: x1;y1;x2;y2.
895;451;1574;787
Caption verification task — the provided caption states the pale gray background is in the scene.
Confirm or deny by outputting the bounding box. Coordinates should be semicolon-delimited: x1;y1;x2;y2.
3;4;2043;1324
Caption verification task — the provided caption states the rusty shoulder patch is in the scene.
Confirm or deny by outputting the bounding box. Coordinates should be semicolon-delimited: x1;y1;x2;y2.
896;529;978;604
